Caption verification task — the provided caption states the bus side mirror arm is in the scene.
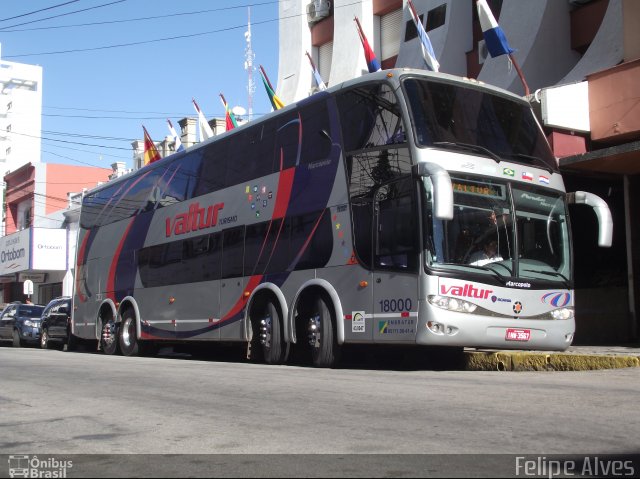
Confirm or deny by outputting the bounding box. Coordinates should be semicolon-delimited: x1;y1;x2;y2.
567;191;613;247
412;162;454;220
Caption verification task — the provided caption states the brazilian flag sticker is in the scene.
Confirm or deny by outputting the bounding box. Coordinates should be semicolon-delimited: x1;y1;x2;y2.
503;168;515;177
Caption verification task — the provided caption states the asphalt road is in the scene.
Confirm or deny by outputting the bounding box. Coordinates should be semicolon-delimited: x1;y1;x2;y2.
1;346;639;477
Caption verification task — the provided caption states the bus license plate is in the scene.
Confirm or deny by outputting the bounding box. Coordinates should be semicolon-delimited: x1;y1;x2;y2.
505;328;531;341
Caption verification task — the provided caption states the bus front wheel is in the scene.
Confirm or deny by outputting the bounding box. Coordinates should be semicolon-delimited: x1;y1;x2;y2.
307;295;339;368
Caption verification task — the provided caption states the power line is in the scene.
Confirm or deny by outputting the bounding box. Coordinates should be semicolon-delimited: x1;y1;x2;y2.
0;1;81;23
0;1;278;33
0;0;129;31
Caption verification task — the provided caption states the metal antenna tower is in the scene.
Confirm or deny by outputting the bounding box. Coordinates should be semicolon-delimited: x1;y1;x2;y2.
244;7;255;122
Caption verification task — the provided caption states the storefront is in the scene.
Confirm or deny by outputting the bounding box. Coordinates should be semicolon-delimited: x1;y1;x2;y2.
0;227;68;307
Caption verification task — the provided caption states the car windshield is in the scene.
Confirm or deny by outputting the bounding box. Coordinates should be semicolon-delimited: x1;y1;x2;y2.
423;174;571;284
18;306;45;317
403;77;557;172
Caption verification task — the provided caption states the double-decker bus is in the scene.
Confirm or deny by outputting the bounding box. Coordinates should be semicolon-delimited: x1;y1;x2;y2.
72;69;612;367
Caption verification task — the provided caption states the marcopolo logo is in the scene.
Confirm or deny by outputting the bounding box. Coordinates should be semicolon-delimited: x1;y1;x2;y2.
8;455;73;478
1;247;26;264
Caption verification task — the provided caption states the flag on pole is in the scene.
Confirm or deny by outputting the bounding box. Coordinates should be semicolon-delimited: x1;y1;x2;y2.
219;93;238;131
305;51;327;91
354;16;381;73
167;119;185;153
476;0;515;58
259;65;285;110
407;0;440;72
142;125;161;166
192;98;214;141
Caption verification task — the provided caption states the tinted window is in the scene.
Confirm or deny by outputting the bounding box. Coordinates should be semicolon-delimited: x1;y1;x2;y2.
196;140;228;196
299;100;332;165
221;227;244;279
275;111;301;170
336;82;405;152
244;219;286;276
17;306;45;317
289;210;333;270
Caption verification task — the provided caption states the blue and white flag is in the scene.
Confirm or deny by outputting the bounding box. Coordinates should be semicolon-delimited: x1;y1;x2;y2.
167;119;185;153
476;0;515;58
407;0;439;72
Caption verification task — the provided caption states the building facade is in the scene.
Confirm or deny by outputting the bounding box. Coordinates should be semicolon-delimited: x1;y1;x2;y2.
276;0;640;344
0;162;111;306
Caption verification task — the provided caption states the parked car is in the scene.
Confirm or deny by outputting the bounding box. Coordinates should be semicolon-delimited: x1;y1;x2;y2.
0;302;46;347
39;296;73;350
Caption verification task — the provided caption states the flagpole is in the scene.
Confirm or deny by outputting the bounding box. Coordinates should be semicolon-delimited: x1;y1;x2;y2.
508;53;530;96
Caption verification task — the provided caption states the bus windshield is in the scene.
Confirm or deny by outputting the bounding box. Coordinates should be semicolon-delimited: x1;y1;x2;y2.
403;77;557;172
424;175;571;284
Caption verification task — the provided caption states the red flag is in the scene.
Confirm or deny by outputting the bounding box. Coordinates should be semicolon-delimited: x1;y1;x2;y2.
142;125;161;165
354;16;381;73
219;93;238;131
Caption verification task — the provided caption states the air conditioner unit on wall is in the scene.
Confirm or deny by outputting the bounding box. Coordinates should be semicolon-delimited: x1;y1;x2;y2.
307;0;331;26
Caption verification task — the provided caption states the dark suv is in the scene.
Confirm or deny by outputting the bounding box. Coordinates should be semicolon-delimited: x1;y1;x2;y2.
39;296;73;350
0;303;46;347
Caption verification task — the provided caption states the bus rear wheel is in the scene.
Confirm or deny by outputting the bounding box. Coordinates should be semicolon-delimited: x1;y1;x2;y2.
307;295;339;368
255;300;286;365
101;318;119;355
119;310;140;357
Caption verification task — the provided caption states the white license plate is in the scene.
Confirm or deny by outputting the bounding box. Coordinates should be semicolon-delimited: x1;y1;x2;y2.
505;328;531;341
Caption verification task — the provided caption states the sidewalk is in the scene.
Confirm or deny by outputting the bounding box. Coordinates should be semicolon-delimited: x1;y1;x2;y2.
463;344;640;371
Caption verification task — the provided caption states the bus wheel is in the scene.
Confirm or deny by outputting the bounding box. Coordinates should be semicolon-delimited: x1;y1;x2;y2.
119;310;140;357
101;318;119;355
307;295;339;368
257;300;286;364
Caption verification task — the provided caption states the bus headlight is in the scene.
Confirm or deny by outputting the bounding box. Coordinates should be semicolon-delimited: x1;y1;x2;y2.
550;307;574;320
428;295;478;313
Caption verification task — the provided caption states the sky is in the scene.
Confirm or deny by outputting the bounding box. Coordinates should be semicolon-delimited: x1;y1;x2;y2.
0;0;280;170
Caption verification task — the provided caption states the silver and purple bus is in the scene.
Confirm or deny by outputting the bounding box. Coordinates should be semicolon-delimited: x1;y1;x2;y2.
72;69;612;367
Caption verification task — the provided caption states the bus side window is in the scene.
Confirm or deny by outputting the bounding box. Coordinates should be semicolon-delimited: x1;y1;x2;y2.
196;140;228;196
221;227;245;279
275;112;301;171
374;178;418;271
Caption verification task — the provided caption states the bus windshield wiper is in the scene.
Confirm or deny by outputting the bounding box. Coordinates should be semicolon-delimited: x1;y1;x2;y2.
432;141;502;163
523;269;570;284
502;153;555;174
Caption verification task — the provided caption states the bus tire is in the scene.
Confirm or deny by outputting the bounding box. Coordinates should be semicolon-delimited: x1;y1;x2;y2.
257;300;286;365
101;318;120;355
308;295;340;368
119;309;140;357
66;329;78;352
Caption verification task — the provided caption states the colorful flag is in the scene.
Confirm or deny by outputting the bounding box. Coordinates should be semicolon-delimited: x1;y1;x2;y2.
142;125;161;166
219;93;238;131
259;65;285;110
354;16;381;73
407;0;440;72
476;0;515;58
522;171;533;181
167;119;185;153
305;51;327;91
192;98;214;141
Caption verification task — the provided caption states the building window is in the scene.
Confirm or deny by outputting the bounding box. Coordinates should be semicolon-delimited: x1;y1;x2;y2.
317;41;333;87
404;14;424;42
426;3;447;32
380;8;402;61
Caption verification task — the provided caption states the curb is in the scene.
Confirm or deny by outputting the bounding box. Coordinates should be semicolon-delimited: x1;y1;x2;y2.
463;351;640;371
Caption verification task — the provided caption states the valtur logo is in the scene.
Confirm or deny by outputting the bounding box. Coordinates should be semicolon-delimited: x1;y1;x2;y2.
541;292;571;307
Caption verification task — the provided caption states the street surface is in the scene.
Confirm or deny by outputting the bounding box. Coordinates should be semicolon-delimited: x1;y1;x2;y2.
1;345;639;477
